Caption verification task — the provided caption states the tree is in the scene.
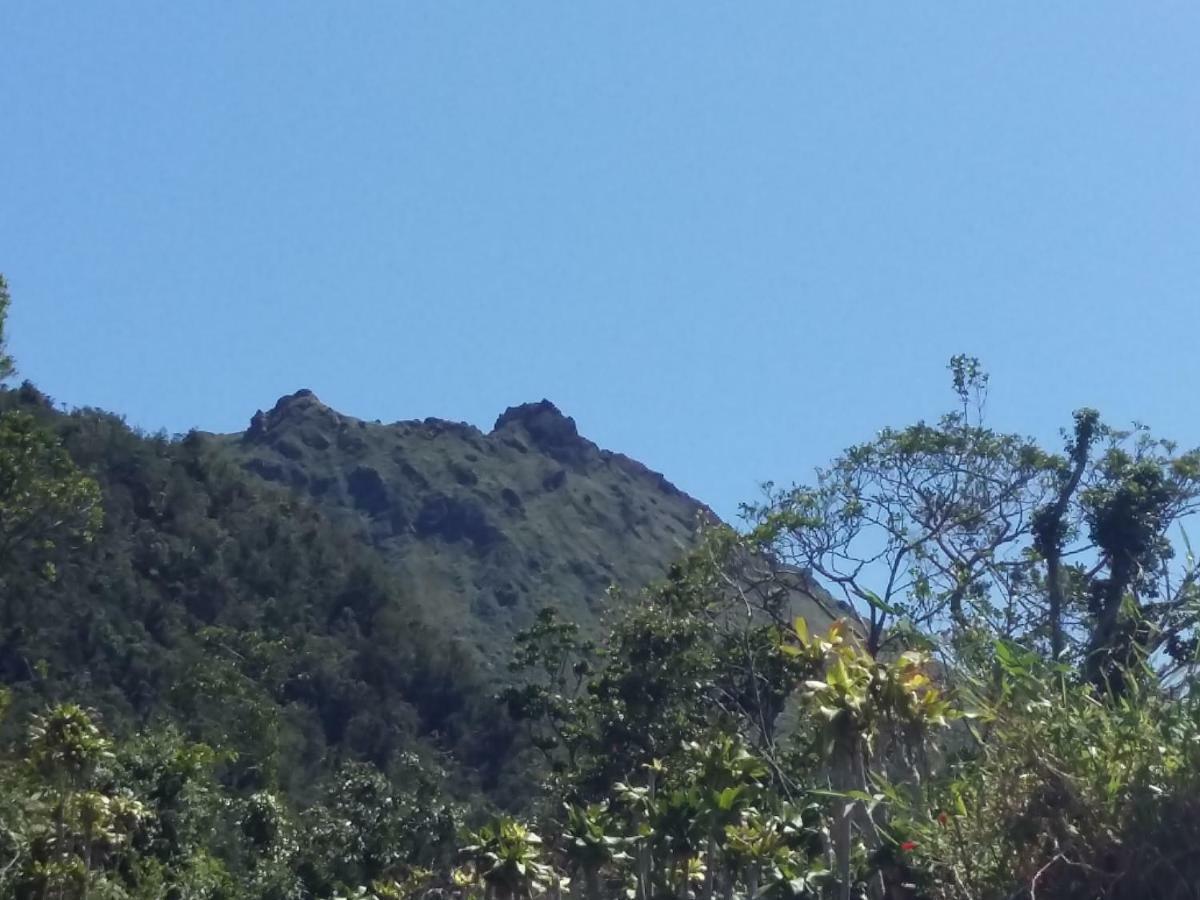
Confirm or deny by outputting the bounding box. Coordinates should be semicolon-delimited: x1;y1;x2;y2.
0;276;102;580
780;619;957;900
560;802;626;900
507;526;824;805
459;818;555;900
17;704;149;900
0;274;16;383
0;411;103;579
745;356;1200;688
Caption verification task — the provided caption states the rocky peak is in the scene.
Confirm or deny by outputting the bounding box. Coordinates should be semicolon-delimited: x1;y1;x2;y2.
492;400;596;466
245;389;333;442
492;399;570;433
272;388;321;413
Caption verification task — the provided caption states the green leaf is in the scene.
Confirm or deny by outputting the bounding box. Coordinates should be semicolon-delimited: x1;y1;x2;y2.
859;588;901;616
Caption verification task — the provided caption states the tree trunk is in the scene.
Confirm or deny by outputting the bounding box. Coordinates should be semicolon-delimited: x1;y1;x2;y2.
81;834;92;900
833;801;852;900
585;867;601;900
833;747;854;900
640;769;658;900
1088;556;1134;687
1038;412;1095;663
637;845;652;900
834;732;887;900
701;837;716;900
852;747;886;900
1045;549;1065;661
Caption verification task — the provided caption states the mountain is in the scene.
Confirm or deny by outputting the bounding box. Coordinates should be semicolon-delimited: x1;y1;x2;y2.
0;385;729;811
220;390;715;664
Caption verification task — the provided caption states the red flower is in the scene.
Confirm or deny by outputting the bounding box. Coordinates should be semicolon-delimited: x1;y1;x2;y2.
937;811;950;826
900;840;918;852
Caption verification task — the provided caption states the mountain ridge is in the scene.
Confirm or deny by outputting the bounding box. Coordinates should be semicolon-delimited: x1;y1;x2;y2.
222;390;716;663
247;390;712;516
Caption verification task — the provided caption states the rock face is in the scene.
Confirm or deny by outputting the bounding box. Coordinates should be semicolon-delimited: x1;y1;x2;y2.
413;493;501;549
493;400;596;466
226;394;716;663
346;466;390;516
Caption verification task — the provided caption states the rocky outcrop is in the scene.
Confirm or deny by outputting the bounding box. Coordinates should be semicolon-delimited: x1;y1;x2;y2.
492;400;597;466
413;493;501;550
346;466;390;516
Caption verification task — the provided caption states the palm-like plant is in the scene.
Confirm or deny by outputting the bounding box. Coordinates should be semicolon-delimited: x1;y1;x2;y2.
461;818;555;900
782;617;957;900
652;787;706;900
686;737;767;900
725;807;826;900
615;758;666;900
562;802;628;900
25;705;117;900
725;812;782;900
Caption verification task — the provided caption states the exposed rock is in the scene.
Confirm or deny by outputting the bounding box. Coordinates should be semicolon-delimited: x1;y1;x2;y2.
346;466;390;517
245;390;335;446
500;487;523;512
336;430;367;455
270;389;322;421
448;461;478;487
397;461;430;489
302;430;331;451
493;583;520;608
493;400;596;466
388;506;410;535
275;439;303;461
244;458;287;483
246;410;268;442
414;494;501;550
309;475;338;498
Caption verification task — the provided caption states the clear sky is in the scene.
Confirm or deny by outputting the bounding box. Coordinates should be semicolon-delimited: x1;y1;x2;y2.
2;4;1198;520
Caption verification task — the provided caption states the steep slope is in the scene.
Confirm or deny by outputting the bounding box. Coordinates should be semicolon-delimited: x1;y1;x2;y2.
223;391;713;662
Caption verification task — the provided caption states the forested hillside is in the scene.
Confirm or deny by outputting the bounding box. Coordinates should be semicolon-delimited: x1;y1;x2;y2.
3;276;1200;900
0;382;525;803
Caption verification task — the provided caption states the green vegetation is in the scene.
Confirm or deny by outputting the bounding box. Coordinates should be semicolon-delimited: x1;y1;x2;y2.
2;278;1199;899
0;382;526;801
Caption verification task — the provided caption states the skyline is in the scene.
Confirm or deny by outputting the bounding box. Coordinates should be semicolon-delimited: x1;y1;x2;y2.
4;3;1198;520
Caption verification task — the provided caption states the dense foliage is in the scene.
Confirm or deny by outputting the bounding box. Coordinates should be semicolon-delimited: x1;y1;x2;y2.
0;382;526;805
3;272;1199;900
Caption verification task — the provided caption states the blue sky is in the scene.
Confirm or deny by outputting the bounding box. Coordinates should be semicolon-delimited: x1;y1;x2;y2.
2;3;1198;519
